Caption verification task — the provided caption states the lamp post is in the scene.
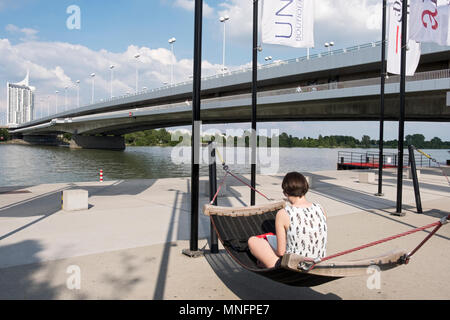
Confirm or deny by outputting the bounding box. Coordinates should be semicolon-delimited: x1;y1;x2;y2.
39;98;44;119
220;15;230;75
110;65;115;98
168;37;176;85
324;41;334;54
64;86;68;111
55;90;59;114
47;95;50;117
76;80;80;108
134;54;140;93
90;73;96;104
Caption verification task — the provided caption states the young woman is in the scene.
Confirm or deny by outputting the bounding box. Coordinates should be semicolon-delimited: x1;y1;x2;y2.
248;172;328;268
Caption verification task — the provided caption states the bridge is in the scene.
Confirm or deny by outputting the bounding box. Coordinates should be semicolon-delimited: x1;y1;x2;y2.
8;41;450;150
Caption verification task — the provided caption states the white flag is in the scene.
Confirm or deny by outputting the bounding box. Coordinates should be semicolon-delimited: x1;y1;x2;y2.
410;1;450;46
387;0;421;76
262;0;314;48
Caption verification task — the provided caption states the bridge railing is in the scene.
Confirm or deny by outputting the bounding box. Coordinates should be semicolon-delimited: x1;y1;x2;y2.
127;67;450;113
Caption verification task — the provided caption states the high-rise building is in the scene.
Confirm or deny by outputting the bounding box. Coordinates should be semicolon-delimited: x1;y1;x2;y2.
7;71;35;125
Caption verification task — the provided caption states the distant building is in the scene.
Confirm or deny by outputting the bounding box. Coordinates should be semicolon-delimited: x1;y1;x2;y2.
7;71;35;125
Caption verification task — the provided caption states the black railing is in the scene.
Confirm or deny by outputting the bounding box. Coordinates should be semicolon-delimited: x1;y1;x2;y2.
337;150;436;170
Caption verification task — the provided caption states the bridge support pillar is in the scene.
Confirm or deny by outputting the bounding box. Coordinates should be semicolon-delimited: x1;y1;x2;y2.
70;135;125;151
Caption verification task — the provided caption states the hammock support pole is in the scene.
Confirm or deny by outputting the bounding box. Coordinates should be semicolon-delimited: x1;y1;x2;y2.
408;145;423;213
250;0;258;206
208;142;219;254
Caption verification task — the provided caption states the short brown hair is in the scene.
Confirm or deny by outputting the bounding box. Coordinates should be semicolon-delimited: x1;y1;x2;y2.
282;172;309;197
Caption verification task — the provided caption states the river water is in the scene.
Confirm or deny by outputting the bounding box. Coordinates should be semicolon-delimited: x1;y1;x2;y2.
0;144;448;187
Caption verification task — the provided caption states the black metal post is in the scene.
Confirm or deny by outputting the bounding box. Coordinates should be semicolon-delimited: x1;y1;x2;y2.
408;145;423;213
395;0;408;216
250;0;258;206
376;0;387;197
208;142;219;254
185;0;203;256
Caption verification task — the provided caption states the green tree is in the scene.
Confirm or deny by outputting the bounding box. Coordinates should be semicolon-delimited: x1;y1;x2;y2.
361;135;371;148
0;128;9;141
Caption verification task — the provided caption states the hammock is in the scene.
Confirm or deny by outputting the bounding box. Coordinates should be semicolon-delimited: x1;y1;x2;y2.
203;148;449;287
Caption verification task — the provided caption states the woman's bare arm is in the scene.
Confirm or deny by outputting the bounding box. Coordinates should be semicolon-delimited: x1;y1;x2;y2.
275;208;289;257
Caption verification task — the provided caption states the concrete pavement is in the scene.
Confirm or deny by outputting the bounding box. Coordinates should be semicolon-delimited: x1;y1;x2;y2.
0;168;449;299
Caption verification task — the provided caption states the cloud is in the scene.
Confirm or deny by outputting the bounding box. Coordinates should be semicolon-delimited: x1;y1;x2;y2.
5;24;39;41
217;0;384;48
173;0;214;17
0;37;225;123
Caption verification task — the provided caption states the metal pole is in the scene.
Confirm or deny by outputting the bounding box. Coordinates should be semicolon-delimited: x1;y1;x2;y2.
222;20;226;74
376;0;387;197
208;142;219;254
185;0;203;256
408;145;423;213
395;0;408;216
251;0;258;206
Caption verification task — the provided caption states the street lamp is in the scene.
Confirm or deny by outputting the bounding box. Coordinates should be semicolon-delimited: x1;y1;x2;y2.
168;37;176;85
265;56;272;62
64;86;68;111
55;90;59;114
90;73;96;104
110;65;115;98
47;95;50;117
76;80;80;108
324;41;334;54
134;54;140;93
220;15;230;75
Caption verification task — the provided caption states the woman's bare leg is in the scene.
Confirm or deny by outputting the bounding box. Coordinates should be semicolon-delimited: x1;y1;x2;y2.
248;236;279;268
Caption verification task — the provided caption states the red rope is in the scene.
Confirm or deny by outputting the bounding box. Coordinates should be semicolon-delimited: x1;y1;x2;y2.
225;170;271;201
306;214;449;271
210;171;229;205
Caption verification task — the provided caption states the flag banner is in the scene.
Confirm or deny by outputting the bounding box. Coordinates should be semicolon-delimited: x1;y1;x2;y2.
262;0;314;48
387;0;421;76
410;1;450;46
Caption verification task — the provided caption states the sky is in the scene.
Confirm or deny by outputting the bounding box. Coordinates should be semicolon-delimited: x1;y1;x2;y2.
0;0;449;141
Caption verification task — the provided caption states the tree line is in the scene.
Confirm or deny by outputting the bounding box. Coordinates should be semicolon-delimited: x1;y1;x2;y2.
1;128;447;149
123;130;450;149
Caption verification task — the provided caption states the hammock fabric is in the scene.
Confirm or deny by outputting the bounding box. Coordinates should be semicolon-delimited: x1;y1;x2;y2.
203;201;409;287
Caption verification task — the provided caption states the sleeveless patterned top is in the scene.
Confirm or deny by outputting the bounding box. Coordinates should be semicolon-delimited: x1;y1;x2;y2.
285;203;327;259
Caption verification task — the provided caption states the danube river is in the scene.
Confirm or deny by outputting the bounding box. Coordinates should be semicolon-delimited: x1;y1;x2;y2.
0;144;448;187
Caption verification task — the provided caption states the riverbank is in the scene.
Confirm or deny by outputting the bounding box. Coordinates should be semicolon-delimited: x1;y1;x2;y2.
0;169;449;299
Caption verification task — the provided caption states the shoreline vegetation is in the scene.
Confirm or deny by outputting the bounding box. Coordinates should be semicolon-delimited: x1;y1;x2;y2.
1;128;449;149
123;129;450;149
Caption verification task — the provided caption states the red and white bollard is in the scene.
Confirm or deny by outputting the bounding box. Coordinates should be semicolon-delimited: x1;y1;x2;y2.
99;169;103;182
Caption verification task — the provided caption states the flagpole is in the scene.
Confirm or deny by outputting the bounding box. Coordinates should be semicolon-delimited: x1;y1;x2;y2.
184;0;203;256
376;0;387;197
251;0;258;206
394;0;408;216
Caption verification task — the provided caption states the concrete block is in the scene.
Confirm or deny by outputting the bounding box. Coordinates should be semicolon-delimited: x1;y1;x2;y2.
407;169;421;180
359;172;375;184
200;180;229;197
63;190;89;211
